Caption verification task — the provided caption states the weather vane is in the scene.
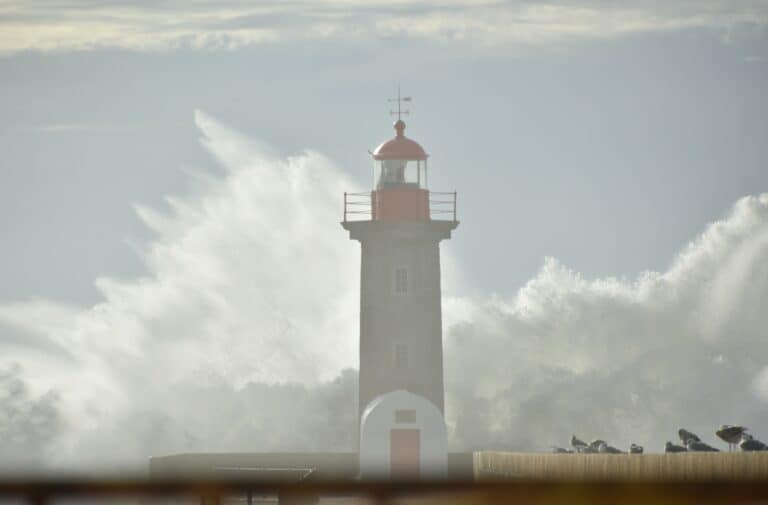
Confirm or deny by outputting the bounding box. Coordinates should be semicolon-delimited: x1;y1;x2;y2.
388;86;412;120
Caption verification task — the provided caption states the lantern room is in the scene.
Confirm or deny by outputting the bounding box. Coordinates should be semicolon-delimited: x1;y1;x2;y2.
370;119;430;221
373;119;428;189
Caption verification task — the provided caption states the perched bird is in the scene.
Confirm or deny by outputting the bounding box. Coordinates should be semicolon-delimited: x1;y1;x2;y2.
597;442;623;454
716;425;748;451
665;441;687;453
678;428;701;444
686;439;720;452
551;446;573;454
571;435;588;450
628;443;644;454
739;434;768;452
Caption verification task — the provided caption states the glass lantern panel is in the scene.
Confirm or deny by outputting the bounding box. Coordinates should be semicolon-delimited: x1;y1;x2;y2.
419;160;428;189
373;159;428;189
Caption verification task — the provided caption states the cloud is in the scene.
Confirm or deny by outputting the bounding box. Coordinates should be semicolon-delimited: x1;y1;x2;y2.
0;0;766;54
0;364;62;471
443;193;768;452
0;110;360;470
755;367;768;401
0;110;767;472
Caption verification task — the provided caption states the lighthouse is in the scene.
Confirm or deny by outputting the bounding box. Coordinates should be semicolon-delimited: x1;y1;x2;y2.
342;96;457;478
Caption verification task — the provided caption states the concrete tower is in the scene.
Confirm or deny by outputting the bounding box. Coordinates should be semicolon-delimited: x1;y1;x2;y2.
342;108;458;421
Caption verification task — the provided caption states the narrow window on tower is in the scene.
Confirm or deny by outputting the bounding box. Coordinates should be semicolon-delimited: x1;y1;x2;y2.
393;343;409;369
394;267;408;294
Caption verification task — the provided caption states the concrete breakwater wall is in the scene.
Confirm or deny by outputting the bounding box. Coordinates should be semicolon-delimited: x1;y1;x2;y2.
475;451;768;480
149;452;475;480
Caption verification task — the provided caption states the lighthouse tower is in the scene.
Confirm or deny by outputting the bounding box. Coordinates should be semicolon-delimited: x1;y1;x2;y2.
342;98;458;475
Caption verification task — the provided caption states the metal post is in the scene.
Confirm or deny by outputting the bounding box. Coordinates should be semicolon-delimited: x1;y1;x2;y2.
28;494;46;505
453;191;457;221
371;191;376;221
343;192;347;222
200;491;220;505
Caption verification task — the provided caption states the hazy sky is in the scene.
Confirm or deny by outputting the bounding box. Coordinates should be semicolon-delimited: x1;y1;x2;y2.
2;0;767;304
1;0;768;469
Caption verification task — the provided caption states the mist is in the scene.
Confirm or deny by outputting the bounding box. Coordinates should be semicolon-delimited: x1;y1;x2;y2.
1;112;767;471
0;111;360;471
444;193;768;452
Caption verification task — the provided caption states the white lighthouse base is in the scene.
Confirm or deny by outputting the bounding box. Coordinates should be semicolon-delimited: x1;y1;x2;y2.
359;390;447;480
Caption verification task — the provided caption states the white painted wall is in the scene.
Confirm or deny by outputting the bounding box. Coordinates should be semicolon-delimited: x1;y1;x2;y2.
359;390;447;480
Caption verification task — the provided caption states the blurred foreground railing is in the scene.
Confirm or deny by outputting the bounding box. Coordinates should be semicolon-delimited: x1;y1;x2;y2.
2;479;768;505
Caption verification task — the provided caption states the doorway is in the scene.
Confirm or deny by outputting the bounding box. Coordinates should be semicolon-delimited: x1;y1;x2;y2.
390;428;420;478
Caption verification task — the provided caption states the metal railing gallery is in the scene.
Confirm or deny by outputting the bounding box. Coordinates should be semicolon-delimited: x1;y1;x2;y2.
343;191;457;222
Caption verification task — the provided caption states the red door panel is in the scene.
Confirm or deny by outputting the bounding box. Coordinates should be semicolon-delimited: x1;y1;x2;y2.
390;428;420;479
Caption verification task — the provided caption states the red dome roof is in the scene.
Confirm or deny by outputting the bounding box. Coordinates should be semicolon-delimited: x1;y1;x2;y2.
372;120;428;160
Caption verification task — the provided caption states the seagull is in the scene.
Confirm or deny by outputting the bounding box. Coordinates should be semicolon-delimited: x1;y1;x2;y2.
739;434;768;452
716;425;748;451
665;441;687;453
629;443;644;454
686;439;720;452
571;435;588;450
678;428;701;444
597;442;623;454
